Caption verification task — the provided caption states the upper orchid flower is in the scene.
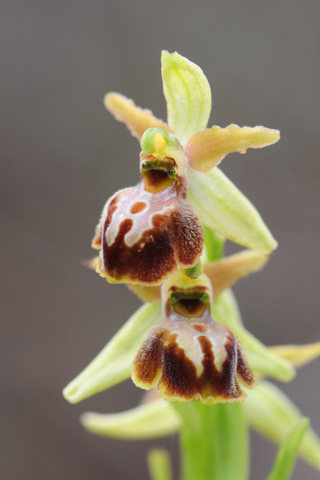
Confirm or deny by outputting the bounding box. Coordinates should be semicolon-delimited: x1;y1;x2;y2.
92;128;203;285
104;51;279;254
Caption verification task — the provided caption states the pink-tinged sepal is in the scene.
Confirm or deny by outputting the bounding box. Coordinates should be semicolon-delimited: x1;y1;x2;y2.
104;92;170;140
132;274;255;403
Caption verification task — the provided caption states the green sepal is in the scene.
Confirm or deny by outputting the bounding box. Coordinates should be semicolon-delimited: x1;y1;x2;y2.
80;398;181;440
187;166;278;254
147;449;173;480
211;291;294;381
161;51;211;146
244;381;320;471
265;418;309;480
63;302;161;404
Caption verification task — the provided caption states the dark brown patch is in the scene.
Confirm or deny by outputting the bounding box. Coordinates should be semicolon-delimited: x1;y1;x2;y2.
236;341;255;387
168;287;209;317
192;324;206;333
160;334;199;400
102;213;176;285
142;170;175;193
171;202;204;267
130;202;147;214
132;330;164;387
159;333;243;402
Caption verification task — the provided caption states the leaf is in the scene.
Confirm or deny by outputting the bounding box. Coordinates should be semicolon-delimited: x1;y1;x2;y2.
80;398;180;440
104;92;170;140
186;124;280;172
161;51;211;146
244;381;320;471
63;302;161;403
187;166;278;253
265;418;309;480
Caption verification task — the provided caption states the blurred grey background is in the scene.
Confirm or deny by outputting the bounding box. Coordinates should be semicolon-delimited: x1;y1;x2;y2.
1;0;320;479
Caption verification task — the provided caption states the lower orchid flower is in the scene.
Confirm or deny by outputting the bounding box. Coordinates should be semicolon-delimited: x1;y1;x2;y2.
132;272;255;404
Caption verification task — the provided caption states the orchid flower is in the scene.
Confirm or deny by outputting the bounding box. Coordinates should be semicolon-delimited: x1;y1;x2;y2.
104;51;279;255
63;52;319;480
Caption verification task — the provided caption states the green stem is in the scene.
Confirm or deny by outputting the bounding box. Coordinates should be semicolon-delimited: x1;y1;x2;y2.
174;228;249;480
203;227;225;261
173;402;249;480
184;261;202;279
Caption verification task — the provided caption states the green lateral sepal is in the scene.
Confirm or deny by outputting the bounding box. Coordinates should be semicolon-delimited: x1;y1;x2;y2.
63;302;161;404
80;398;181;440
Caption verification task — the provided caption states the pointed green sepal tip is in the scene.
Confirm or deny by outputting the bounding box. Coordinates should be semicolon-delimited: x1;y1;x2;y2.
266;418;309;480
161;51;211;146
244;381;320;471
62;302;161;404
148;448;173;480
80;399;181;440
187;166;278;254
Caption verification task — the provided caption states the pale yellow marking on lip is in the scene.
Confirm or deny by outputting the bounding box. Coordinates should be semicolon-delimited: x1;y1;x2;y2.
153;133;167;159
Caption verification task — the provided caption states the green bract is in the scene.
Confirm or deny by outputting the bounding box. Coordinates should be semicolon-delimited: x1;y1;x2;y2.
188;167;278;253
63;302;161;403
81;399;181;440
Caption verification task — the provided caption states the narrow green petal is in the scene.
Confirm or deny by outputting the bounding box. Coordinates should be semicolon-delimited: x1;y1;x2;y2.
244;381;320;471
63;302;161;404
212;292;295;381
161;51;211;146
187;166;278;253
80;399;181;440
266;418;309;480
148;449;173;480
